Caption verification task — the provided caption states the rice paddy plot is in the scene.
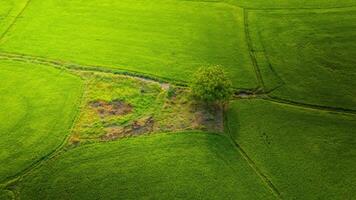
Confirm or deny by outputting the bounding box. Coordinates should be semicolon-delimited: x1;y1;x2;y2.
0;0;257;88
226;99;356;199
247;7;356;110
0;60;83;182
15;132;276;200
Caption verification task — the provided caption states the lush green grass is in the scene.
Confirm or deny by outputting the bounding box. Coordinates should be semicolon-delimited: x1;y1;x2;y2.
247;8;356;109
15;132;275;200
0;0;257;88
227;99;356;199
0;189;12;200
0;60;83;182
225;0;356;9
0;0;28;37
2;1;356;199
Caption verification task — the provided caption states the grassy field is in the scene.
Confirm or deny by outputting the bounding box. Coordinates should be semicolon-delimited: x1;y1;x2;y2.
0;0;28;36
0;0;257;88
227;99;356;199
226;0;356;9
14;132;275;200
0;189;12;200
1;0;356;199
0;60;83;183
247;8;356;109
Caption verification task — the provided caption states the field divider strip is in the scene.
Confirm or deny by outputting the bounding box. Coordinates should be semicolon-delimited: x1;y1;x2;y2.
246;5;356;11
224;111;282;200
0;0;32;42
264;96;356;116
243;9;265;91
0;51;256;92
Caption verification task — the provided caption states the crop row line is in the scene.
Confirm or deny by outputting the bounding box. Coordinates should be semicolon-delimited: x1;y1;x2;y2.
0;0;32;42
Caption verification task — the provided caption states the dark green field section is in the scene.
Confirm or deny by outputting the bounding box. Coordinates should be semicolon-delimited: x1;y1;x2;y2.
0;0;257;88
0;189;12;200
15;132;275;200
247;8;356;110
0;60;83;182
227;99;356;199
225;0;356;9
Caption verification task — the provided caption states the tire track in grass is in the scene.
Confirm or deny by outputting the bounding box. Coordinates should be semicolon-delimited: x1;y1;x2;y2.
243;9;265;91
224;111;282;200
0;71;87;200
0;0;32;42
265;96;356;117
241;8;356;117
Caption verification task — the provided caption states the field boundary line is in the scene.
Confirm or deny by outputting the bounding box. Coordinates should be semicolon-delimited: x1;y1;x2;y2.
0;72;88;197
224;111;282;199
243;9;264;91
173;0;356;10
0;51;256;92
243;8;286;94
0;0;32;42
265;96;356;116
246;5;356;11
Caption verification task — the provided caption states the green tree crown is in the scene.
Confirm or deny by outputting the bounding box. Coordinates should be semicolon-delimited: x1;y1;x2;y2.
191;66;233;104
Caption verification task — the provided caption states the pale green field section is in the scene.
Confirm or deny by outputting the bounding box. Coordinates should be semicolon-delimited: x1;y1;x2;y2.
0;0;257;88
15;132;275;200
247;8;356;109
0;60;83;182
0;0;29;37
227;99;356;199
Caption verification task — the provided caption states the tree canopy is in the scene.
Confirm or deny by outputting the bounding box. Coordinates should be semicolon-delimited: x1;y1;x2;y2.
191;66;233;105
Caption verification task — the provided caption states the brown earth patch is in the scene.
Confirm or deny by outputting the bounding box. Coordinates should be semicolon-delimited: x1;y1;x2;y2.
101;116;154;141
90;99;132;117
191;104;224;132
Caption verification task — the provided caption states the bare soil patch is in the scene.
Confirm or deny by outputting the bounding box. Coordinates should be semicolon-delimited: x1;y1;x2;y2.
101;116;154;141
90;99;132;117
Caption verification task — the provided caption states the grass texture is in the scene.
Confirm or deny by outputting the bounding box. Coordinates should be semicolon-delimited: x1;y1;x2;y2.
15;132;275;200
226;99;356;199
0;60;83;182
0;0;257;88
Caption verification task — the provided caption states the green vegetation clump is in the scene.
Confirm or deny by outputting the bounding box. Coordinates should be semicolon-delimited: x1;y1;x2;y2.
191;66;233;105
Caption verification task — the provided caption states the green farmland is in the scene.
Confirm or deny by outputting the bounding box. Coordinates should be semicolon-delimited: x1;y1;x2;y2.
0;0;355;199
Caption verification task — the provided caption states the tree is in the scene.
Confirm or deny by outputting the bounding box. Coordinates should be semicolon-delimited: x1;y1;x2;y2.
191;66;233;107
